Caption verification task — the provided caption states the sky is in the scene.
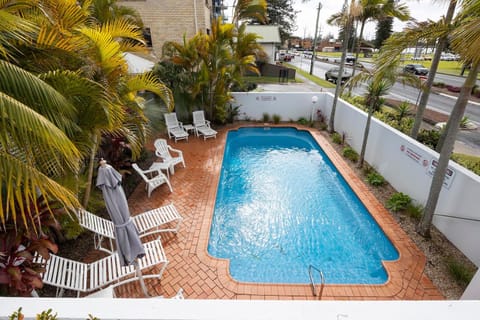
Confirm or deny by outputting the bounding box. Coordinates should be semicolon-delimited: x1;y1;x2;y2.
222;0;451;40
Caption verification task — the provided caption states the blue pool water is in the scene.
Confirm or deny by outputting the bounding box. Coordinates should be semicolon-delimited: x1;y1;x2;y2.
208;127;399;284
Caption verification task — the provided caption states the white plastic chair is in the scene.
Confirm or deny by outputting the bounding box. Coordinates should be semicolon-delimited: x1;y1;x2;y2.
154;138;186;175
36;238;168;297
164;113;189;142
132;163;173;197
192;110;217;140
77;203;183;254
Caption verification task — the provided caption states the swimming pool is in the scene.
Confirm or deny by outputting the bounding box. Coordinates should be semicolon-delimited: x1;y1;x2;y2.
208;127;399;284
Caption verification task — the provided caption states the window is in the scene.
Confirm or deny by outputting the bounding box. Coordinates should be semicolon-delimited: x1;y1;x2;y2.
143;28;152;48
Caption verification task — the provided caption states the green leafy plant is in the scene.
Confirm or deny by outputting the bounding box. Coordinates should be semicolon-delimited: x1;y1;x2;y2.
272;114;281;124
405;203;424;220
297;117;309;125
331;132;342;144
262;112;270;122
342;147;359;162
386;192;412;212
417;129;441;149
433;81;446;88
445;256;475;287
451;153;480;175
0;196;63;296
318;122;328;131
460;116;469;129
366;172;385;186
396;101;412;120
226;104;240;123
37;309;58;320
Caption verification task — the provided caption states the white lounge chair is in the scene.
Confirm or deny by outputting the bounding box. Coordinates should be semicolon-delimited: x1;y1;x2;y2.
77;203;183;254
36;238;168;297
164;113;189;142
132;163;173;197
193;110;217;140
154;138;186;175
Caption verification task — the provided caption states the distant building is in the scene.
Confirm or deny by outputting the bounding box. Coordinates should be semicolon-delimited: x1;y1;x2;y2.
245;25;281;64
118;0;213;57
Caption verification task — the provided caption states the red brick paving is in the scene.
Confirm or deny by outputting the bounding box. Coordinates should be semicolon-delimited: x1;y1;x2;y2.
113;123;444;300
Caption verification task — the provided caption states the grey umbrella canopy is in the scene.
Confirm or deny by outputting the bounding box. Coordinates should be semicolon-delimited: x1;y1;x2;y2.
96;160;145;266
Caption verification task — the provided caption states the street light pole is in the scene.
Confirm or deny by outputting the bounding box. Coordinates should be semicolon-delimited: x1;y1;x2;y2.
309;2;322;75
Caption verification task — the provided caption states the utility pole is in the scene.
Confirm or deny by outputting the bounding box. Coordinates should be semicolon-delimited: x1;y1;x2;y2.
309;2;322;75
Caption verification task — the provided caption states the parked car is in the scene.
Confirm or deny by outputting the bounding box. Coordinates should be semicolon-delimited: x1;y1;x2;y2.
325;67;352;84
403;64;429;76
345;53;356;64
440;53;459;61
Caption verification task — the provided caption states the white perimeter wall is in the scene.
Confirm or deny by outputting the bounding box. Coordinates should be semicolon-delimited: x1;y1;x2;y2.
232;91;480;267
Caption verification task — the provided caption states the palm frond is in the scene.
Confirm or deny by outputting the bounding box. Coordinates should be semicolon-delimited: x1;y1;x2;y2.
0;60;78;133
0;151;80;230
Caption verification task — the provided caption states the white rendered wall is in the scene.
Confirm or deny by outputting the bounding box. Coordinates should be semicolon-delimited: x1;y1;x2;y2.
1;298;479;319
232;92;480;267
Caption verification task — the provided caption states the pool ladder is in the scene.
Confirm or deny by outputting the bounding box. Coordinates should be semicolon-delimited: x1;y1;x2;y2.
308;265;325;298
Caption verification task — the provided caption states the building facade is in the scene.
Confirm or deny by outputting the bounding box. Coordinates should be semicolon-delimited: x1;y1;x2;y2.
119;0;213;57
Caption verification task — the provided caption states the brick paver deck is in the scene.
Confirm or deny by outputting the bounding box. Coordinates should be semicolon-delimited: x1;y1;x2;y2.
113;124;444;300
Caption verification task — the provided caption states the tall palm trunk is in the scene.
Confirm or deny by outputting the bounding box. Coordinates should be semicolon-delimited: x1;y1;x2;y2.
82;132;100;208
348;20;366;96
410;0;457;139
358;99;375;168
330;0;355;133
417;62;479;237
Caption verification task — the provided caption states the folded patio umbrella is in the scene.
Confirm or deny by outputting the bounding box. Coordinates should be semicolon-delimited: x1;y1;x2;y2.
96;159;148;296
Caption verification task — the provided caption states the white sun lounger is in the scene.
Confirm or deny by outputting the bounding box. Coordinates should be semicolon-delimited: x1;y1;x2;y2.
36;238;168;297
193;110;217;140
164;113;189;142
77;204;183;254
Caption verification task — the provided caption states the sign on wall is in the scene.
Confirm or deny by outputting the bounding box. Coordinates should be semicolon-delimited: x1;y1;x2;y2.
427;159;456;190
400;143;456;189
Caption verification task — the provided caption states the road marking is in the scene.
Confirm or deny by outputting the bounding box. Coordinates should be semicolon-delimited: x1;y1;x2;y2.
438;92;480;106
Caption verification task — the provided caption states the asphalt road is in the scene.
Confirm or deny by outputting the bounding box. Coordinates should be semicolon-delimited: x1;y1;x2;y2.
289;57;480;153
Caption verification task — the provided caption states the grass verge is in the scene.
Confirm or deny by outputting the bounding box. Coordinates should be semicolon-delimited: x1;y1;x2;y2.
451;153;480;175
284;63;336;88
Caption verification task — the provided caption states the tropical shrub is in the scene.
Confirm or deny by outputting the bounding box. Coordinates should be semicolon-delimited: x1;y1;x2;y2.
386;192;412;212
0;196;65;296
445;256;475;287
417;129;441;149
262;112;270;122
297;117;309;125
451;153;480;175
226;104;241;123
405;203;424;220
366;172;385;186
272;114;281;124
342;147;359;162
396;101;412;120
331;132;343;144
460;116;470;129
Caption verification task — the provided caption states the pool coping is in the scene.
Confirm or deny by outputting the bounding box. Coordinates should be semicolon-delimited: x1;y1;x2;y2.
126;123;444;300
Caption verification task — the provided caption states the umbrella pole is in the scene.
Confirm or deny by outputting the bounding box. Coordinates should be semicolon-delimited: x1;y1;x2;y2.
135;259;150;297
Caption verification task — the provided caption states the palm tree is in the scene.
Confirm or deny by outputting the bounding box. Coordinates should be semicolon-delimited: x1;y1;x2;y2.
359;79;392;167
349;0;409;94
232;0;267;26
418;0;480;237
0;1;83;229
410;0;458;139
